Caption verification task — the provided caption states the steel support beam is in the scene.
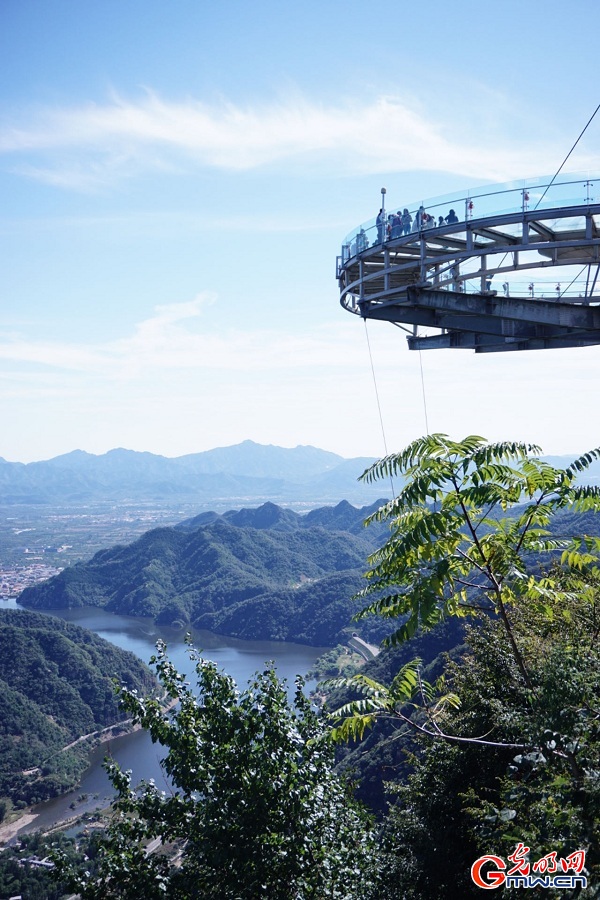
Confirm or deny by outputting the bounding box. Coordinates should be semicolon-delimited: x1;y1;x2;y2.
408;329;600;352
363;287;600;330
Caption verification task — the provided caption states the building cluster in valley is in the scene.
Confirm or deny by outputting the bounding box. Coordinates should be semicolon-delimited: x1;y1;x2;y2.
0;563;63;600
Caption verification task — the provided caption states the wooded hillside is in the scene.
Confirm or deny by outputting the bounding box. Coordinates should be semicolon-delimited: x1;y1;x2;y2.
20;500;388;645
0;609;155;807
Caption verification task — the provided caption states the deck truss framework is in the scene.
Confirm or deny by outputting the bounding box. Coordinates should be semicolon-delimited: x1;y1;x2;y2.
337;203;600;352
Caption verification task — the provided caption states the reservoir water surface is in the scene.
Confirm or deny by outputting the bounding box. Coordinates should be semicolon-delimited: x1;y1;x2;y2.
5;601;327;835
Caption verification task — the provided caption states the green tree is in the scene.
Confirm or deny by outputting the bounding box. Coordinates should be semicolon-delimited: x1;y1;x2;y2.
329;435;600;893
357;435;600;664
331;435;600;738
56;641;376;899
372;587;600;897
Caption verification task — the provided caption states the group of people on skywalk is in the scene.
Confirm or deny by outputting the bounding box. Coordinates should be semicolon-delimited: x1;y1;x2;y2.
375;206;459;242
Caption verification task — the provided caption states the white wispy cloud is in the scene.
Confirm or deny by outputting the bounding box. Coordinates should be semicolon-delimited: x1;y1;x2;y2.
3;293;599;461
2;90;589;191
0;294;374;378
4;290;600;381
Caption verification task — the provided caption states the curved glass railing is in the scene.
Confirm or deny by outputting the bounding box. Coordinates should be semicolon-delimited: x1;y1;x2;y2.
339;172;599;264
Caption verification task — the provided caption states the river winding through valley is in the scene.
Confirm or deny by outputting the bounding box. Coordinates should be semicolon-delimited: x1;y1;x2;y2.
3;600;327;837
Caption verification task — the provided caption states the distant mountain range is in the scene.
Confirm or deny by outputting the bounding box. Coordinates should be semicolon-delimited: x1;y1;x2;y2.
2;441;596;508
20;499;390;647
0;441;384;506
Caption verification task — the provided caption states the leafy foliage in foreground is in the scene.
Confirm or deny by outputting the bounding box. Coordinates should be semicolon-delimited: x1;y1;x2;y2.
355;433;600;679
330;617;467;815
55;642;377;899
329;435;600;894
375;581;600;897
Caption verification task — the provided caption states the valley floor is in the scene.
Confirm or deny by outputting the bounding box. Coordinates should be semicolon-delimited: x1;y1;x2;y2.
0;813;38;844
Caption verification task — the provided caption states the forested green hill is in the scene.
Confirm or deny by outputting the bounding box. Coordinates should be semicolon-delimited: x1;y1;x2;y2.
20;501;388;645
0;609;155;807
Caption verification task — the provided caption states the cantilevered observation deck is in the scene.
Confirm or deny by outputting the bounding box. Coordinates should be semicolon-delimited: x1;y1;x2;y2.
337;175;600;352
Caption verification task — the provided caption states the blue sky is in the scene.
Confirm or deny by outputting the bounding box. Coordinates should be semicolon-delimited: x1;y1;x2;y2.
2;0;600;463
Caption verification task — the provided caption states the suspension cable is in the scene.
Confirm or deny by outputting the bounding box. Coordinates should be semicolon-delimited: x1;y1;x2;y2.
558;264;587;300
590;264;600;297
494;102;600;277
363;319;395;496
534;102;600;210
418;349;430;435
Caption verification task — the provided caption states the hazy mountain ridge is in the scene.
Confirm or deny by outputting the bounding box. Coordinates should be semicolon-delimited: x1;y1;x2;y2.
0;441;381;506
2;442;598;508
19;500;390;646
